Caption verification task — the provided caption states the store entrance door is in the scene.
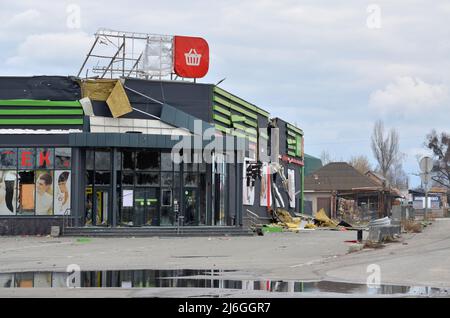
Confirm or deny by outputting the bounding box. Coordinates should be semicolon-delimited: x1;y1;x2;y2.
134;188;159;226
85;187;110;226
94;188;110;226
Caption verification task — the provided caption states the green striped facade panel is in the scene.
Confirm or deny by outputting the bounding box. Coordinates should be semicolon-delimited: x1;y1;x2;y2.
213;104;231;117
286;124;303;159
213;113;231;126
212;89;265;146
0;118;84;125
0;99;84;127
0;99;82;107
0;109;84;116
213;86;270;117
213;95;258;120
287;123;303;135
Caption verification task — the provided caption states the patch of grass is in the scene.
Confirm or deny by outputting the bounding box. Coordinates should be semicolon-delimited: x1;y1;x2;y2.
76;237;92;243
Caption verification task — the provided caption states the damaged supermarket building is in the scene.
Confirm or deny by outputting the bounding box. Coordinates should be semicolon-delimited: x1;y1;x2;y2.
0;29;305;236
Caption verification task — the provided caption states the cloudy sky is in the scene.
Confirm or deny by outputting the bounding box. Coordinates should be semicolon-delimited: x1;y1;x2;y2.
1;0;449;187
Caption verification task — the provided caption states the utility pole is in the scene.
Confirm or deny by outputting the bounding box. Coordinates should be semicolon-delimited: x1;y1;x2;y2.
419;157;433;221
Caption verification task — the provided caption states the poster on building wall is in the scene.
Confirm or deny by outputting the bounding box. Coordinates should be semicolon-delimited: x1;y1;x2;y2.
243;158;255;206
122;189;134;207
0;170;17;215
260;163;272;207
54;171;71;215
288;169;296;208
35;170;54;215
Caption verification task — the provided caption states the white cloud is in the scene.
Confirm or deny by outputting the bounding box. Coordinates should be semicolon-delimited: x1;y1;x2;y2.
5;9;41;27
6;32;93;73
369;76;449;114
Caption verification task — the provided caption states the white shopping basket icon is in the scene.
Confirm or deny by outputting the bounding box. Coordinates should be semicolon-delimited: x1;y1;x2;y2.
184;49;202;66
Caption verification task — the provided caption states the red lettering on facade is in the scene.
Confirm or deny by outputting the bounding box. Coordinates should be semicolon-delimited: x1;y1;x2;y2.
39;150;51;167
21;151;32;167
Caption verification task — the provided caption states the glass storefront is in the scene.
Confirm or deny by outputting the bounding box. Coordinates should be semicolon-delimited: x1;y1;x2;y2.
85;149;210;227
0;148;72;216
1;146;238;229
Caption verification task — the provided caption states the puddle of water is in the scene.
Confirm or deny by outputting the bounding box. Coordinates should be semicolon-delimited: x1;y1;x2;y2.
0;269;448;296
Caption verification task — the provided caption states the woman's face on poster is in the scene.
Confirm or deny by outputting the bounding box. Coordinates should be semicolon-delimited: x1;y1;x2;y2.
58;181;68;193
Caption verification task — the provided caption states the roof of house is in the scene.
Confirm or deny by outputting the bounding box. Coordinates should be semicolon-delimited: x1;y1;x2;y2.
304;162;381;191
365;171;387;182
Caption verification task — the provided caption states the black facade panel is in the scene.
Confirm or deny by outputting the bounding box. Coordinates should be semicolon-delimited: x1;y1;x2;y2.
0;217;63;236
124;79;213;122
91;101;162;120
275;118;288;155
0;76;81;100
0;134;70;147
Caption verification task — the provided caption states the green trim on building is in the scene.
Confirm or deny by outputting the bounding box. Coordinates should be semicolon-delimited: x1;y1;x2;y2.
213;104;231;117
0;99;84;127
214;124;231;134
213;95;258;120
232;123;257;136
231;114;246;123
0;109;84;116
244;119;258;128
0;118;84;125
213;113;231;125
287;123;303;135
287;130;297;138
295;135;302;157
213;86;270;117
0;99;81;107
248;136;257;143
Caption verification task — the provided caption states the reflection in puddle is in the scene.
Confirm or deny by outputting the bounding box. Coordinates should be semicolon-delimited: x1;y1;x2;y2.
0;269;449;296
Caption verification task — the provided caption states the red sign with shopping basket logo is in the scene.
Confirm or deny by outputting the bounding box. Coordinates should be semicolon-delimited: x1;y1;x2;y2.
174;35;209;78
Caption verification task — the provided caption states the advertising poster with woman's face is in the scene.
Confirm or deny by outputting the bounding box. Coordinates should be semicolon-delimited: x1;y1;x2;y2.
0;171;17;215
54;171;71;215
35;171;54;215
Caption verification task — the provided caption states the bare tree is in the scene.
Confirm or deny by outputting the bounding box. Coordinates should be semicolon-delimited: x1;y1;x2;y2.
388;161;409;189
320;150;333;165
348;155;372;174
426;130;450;188
371;120;401;179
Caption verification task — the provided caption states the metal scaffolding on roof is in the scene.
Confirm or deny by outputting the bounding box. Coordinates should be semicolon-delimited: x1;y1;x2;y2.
77;28;179;81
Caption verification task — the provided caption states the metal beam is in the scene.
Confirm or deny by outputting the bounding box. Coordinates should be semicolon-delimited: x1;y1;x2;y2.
77;36;99;77
101;42;125;78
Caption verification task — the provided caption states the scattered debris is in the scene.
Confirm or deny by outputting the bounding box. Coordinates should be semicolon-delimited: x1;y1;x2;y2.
304;223;317;229
348;243;364;253
337;220;352;227
314;209;338;227
363;240;384;249
403;220;423;233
